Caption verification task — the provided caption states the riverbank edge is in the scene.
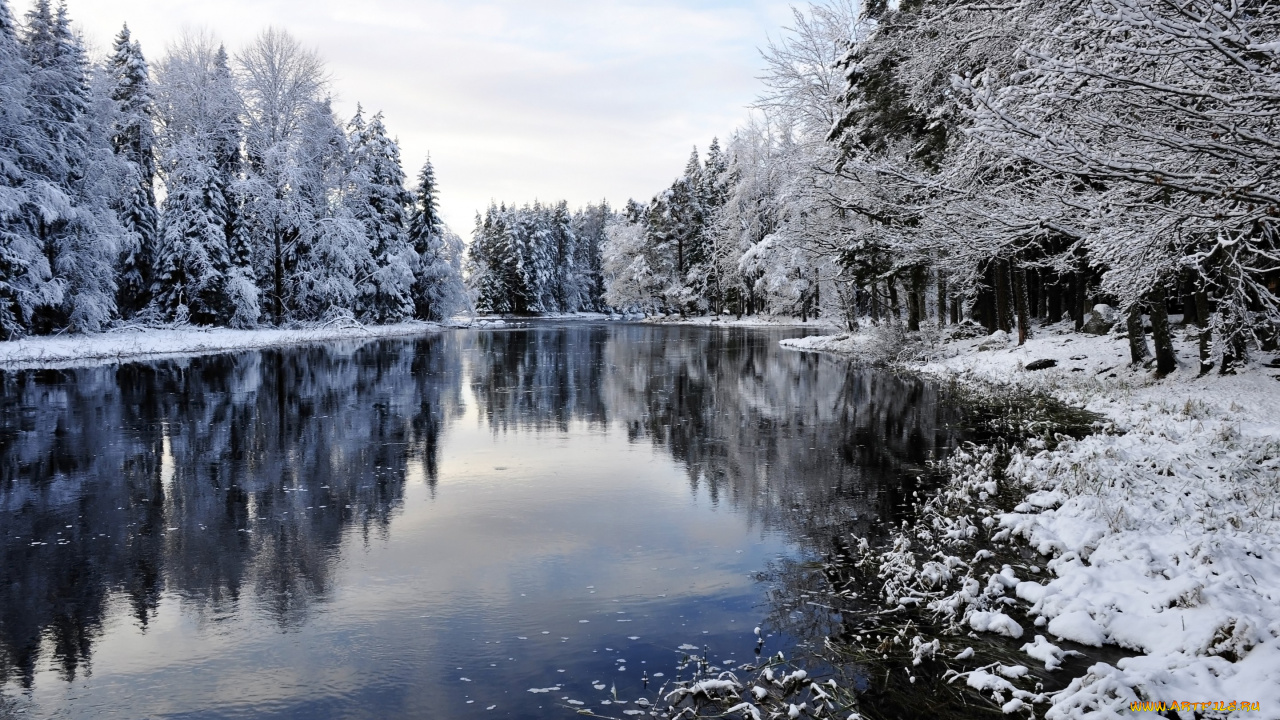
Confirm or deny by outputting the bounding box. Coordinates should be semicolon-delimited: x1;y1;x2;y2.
0;321;450;370
0;312;647;370
778;324;1280;717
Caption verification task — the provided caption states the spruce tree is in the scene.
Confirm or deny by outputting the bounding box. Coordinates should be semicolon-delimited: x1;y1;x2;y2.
210;45;257;327
22;1;119;332
407;159;465;321
0;0;48;337
570;201;610;312
107;24;158;318
151;34;243;325
152;154;231;324
348;109;413;322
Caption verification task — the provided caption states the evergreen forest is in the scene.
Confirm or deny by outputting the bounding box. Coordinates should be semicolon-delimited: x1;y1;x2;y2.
3;0;1278;376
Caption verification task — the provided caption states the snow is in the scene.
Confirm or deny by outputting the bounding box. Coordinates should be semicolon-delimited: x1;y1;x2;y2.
969;611;1024;639
785;321;1280;715
1021;635;1079;671
0;321;443;370
665;677;742;703
1046;611;1106;648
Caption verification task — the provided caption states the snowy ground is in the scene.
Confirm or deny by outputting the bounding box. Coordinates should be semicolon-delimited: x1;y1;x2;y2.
784;323;1280;718
0;321;446;370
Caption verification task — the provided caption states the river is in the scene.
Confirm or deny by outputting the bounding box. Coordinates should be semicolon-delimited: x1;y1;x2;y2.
0;322;967;719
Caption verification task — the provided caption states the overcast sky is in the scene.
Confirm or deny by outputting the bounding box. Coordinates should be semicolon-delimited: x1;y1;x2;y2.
50;0;795;231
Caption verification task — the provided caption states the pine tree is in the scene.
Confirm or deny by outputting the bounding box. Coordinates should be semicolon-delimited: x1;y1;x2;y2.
347;109;413;322
0;0;54;337
21;1;120;332
107;24;158;318
407;159;466;321
548;201;578;312
470;204;513;314
152;151;231;324
570;201;610;311
209;44;257;327
151;33;244;325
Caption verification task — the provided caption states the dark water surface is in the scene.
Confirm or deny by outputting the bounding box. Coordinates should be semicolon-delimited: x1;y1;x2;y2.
0;323;965;719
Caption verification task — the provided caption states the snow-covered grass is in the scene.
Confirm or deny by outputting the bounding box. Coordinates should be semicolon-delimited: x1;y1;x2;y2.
0;321;446;370
784;322;1280;718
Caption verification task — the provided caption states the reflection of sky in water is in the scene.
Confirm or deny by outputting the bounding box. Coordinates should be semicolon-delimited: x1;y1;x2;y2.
29;426;791;718
0;324;960;718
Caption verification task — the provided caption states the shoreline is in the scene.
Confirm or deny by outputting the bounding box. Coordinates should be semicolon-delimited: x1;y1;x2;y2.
0;321;446;371
0;312;648;371
777;323;1280;716
0;313;828;372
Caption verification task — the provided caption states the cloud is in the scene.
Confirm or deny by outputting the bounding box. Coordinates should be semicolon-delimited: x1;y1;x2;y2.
58;0;793;231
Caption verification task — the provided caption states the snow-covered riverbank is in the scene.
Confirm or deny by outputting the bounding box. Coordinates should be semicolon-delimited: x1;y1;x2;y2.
0;321;452;370
0;313;657;370
783;325;1280;717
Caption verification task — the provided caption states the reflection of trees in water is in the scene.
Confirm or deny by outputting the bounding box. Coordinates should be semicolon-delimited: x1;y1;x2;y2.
0;335;462;688
468;328;610;433
0;324;965;693
599;325;967;551
465;324;967;553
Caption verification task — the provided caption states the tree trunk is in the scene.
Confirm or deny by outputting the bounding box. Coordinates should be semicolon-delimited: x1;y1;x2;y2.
1148;286;1177;377
1195;290;1212;375
1076;269;1090;332
994;260;1012;334
888;279;901;322
915;266;927;326
907;267;923;332
937;274;948;328
1126;304;1151;365
1047;275;1062;324
1219;305;1247;375
273;226;285;326
1180;270;1197;326
950;292;961;325
1013;265;1032;345
1028;268;1043;321
813;267;821;317
977;265;997;332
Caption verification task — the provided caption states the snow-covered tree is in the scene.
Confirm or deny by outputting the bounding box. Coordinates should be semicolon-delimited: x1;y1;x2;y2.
20;0;121;333
467;199;611;316
602;207;661;312
0;0;59;337
107;24;158;318
237;27;327;324
407;159;467;321
347;108;413;322
570;201;611;311
151;32;251;326
289;98;366;321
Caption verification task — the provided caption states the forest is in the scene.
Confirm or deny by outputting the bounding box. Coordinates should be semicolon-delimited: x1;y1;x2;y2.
600;0;1280;374
4;0;1278;376
0;0;470;337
